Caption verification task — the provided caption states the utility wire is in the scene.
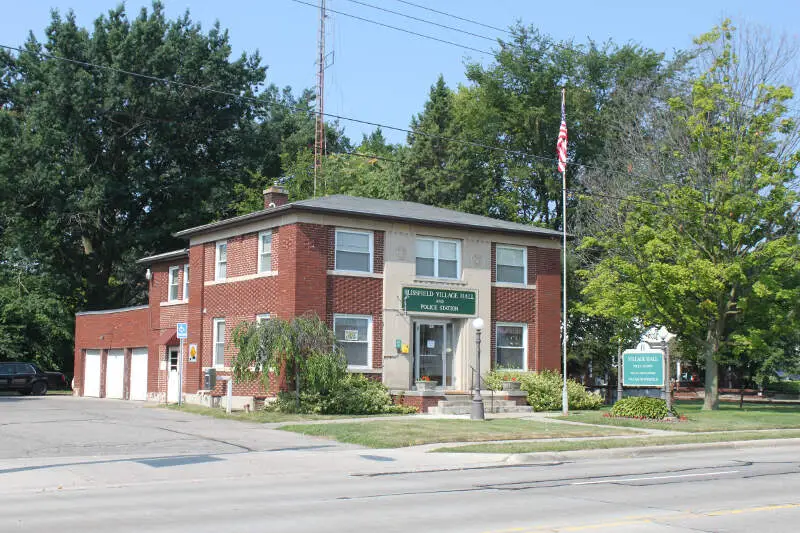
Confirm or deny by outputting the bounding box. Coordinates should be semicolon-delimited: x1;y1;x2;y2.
341;0;498;43
1;43;796;193
288;0;493;56
392;0;512;36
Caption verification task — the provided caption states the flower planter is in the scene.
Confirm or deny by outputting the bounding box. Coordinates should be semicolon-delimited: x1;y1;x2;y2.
415;380;438;392
502;381;521;391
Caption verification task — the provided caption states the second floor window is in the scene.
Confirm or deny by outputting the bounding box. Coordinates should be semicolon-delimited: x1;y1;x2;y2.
258;231;272;273
335;229;373;273
183;264;189;300
416;237;460;279
215;241;227;280
496;245;527;284
168;266;179;301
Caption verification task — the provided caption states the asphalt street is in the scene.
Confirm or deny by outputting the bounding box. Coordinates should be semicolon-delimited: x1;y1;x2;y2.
2;396;800;532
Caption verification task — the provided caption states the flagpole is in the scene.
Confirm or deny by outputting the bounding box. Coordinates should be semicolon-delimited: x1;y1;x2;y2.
560;87;569;417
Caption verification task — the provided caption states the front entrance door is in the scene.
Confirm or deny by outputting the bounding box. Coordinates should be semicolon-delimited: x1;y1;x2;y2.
167;347;180;403
414;322;454;389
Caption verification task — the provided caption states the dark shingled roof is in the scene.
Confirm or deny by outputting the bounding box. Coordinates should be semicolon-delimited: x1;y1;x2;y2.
136;248;189;265
174;195;562;240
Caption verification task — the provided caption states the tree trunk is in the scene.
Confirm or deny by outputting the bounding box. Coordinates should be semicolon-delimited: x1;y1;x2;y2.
703;351;719;410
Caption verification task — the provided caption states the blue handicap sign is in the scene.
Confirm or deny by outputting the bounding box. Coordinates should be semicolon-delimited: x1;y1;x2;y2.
176;322;188;339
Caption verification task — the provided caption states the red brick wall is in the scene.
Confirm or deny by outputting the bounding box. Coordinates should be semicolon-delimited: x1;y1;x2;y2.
327;276;384;368
392;394;437;413
492;287;537;370
73;307;150;396
276;223;328;319
533;247;562;373
187;244;206;393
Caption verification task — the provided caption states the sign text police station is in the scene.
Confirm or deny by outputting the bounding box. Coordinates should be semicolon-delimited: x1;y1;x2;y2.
402;287;476;316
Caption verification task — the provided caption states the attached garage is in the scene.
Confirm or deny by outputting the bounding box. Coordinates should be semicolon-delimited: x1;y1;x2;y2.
129;348;148;401
84;350;102;397
105;349;125;399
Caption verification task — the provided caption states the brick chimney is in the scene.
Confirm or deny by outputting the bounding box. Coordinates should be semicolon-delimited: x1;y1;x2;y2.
263;185;289;209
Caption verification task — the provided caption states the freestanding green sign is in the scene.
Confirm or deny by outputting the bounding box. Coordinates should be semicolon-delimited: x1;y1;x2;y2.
622;350;664;387
402;287;476;315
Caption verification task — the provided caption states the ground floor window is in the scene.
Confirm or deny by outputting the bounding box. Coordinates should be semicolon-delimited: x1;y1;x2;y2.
333;314;372;369
213;318;226;367
496;323;527;370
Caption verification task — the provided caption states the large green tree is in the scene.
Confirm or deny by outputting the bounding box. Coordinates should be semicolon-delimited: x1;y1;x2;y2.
578;22;800;409
0;3;271;367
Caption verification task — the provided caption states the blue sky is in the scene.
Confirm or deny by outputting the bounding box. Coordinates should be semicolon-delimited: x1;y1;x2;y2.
2;1;798;144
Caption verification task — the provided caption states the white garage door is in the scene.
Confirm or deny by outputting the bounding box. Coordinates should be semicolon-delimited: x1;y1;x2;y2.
129;348;148;401
84;350;101;397
105;349;125;399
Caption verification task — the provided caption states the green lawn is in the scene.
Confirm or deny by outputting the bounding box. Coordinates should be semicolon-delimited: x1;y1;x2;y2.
163;403;391;423
279;418;635;448
433;429;800;454
561;401;800;432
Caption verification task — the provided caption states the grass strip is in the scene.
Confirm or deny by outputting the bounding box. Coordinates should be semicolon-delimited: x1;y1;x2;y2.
280;418;634;448
432;429;800;454
561;401;800;432
163;403;377;423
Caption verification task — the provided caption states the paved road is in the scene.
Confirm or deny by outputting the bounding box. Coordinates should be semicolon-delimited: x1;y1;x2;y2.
2;396;800;532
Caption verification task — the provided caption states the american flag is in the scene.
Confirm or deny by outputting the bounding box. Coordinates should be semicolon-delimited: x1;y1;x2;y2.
556;95;568;174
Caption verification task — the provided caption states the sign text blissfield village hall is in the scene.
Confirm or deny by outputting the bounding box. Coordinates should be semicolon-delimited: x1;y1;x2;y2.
402;287;477;316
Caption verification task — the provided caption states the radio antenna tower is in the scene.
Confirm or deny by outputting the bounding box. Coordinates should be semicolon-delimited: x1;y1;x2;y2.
313;0;328;197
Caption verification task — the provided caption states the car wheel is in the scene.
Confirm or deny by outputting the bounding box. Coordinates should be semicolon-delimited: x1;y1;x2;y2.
31;382;47;396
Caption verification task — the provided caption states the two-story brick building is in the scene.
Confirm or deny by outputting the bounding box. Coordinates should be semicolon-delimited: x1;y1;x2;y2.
73;187;562;411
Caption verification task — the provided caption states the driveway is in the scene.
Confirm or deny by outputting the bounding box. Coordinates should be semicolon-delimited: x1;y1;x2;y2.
0;395;346;460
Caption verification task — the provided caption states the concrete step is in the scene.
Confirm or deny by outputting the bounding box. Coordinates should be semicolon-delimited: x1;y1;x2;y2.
427;397;533;415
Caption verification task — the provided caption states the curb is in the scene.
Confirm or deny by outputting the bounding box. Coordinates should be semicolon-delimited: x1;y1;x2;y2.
502;437;800;463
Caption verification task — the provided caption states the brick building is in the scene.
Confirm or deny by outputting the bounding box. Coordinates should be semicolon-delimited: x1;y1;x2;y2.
73;187;562;411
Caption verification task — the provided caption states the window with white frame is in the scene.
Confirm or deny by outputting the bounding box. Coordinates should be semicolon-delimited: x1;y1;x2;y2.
333;315;372;369
335;229;373;273
496;323;527;370
212;318;226;367
256;313;270;323
182;264;189;300
496;245;527;285
258;231;272;273
415;237;460;279
168;266;179;301
215;241;227;280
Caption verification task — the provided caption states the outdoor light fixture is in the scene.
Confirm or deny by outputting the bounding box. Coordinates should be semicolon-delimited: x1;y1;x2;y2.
471;317;485;420
145;268;152;281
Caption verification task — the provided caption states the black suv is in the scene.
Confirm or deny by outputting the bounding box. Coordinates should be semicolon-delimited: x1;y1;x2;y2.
0;362;50;395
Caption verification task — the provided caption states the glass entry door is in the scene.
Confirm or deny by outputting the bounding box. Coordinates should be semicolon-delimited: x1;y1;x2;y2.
414;322;453;388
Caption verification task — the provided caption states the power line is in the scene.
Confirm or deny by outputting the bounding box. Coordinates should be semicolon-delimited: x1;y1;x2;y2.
392;0;512;36
2;42;797;192
288;0;493;56
341;0;497;43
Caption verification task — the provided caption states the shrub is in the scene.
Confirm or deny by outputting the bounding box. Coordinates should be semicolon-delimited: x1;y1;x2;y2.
484;369;603;411
767;380;800;396
610;396;672;419
484;369;528;391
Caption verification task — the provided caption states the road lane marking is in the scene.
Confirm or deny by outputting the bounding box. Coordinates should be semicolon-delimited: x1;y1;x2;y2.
483;501;800;533
707;502;800;516
570;470;739;485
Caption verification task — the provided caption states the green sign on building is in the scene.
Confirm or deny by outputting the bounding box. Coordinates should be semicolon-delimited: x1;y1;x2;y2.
622;350;664;387
402;287;476;316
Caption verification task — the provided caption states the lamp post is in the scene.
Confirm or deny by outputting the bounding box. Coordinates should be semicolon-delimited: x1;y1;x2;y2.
471;317;485;420
658;326;677;417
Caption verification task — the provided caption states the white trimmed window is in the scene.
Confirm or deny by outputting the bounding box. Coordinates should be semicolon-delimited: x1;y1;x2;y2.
168;266;179;301
215;241;227;281
183;264;190;300
258;231;272;273
496;323;528;370
335;229;373;273
333;314;372;369
256;313;270;323
416;237;461;279
213;318;226;367
496;245;527;285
